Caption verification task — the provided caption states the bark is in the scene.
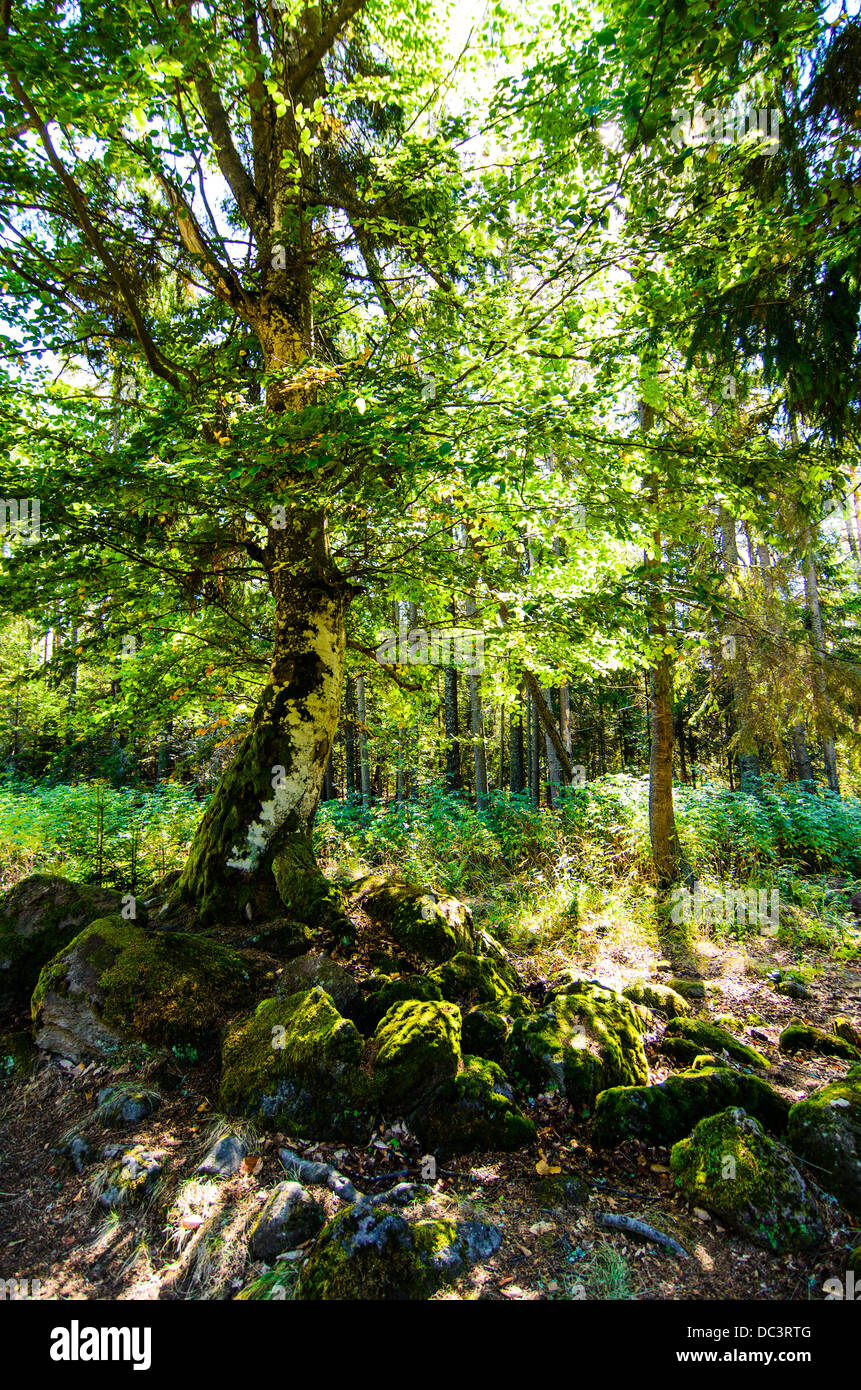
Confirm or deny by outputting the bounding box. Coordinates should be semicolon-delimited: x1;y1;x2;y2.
790;722;817;790
542;686;563;808
719;507;762;795
803;544;840;794
356;672;372;808
444;663;462;793
344;677;357;802
509;692;526;795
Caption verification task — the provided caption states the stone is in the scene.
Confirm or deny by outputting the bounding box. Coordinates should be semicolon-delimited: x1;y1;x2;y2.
296;1190;501;1300
780;1023;861;1062
249;1182;325;1260
32;917;255;1059
622;980;691;1018
96;1085;160;1125
197;1133;247;1178
371;1000;461;1112
591;1068;790;1148
670;1108;824;1253
97;1145;162;1209
355;877;475;963
277;952;359;1017
0;875;124;1000
410;1055;537;1154
220;989;372;1142
506;980;650;1110
663;1017;770;1069
786;1077;861;1215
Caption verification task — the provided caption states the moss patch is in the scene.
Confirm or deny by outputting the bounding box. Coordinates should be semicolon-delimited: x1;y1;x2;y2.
372;999;462;1112
663;1018;769;1069
786;1078;861;1215
780;1023;861;1062
592;1068;790;1148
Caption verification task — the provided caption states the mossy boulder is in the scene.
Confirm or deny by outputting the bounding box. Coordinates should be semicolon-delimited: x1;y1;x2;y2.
622;980;691;1019
0;875;124;1000
461;1008;510;1063
591;1068;790;1148
277;952;359;1017
506;981;649;1110
371;1000;461;1112
32;917;255;1060
666;977;706;1001
428;951;529;1018
410;1055;537;1155
296;1191;501;1300
779;1023;861;1062
786;1078;861;1215
355;877;475;963
355;973;444;1033
670;1108;824;1253
663;1018;770;1069
220;989;372;1142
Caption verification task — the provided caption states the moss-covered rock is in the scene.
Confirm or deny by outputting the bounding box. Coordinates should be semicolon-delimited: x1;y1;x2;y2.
0;875;124;1000
591;1068;790;1148
506;981;649;1110
666;977;706;1001
276;952;359;1017
410;1055;536;1155
663;1018;770;1069
786;1078;861;1215
461;1008;510;1063
355;877;475;963
670;1108;824;1253
622;980;691;1018
32;917;255;1059
371;1000;461;1112
95;1145;162;1210
355;973;444;1033
832;1016;861;1052
296;1192;501;1300
780;1023;861;1062
220;989;372;1141
429;951;528;1016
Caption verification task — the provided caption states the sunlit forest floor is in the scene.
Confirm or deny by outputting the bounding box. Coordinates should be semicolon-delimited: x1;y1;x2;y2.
1;775;860;1299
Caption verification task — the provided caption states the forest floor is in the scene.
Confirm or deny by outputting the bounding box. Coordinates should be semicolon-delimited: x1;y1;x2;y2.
1;873;859;1302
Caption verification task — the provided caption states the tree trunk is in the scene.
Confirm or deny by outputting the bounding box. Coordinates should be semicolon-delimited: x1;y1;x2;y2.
790;722;817;790
509;690;525;794
444;662;462;794
166;512;352;925
356;672;372;808
719;507;762;795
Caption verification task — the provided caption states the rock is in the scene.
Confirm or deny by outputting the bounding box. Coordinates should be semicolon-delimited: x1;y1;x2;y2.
774;979;811;1001
354;877;475;963
249;1182;326;1260
60;1134;94;1173
779;1023;861;1062
622;980;691;1018
96;1084;160;1125
277;953;359;1017
219;989;372;1142
244;918;316;959
833;1016;861;1051
0;875;124;1000
355;973;444;1033
506;980;650;1110
197;1133;247;1178
371;1000;461;1111
666;978;706;1001
461;1008;510;1062
429;952;527;1014
410;1055;537;1154
591;1068;790;1148
97;1145;162;1209
533;1174;587;1209
663;1018;770;1069
32;917;256;1060
786;1077;861;1215
279;1147;363;1204
296;1191;501;1299
670;1108;825;1253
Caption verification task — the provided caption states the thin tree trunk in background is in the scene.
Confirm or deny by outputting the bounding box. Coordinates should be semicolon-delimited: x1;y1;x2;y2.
542;685;563;808
344;677;357;803
675;704;688;784
530;693;541;805
803;546;840;794
444;662;462;793
790;722;817;790
510;690;525;794
322;751;334;802
469;674;488;810
356;673;372;808
719;507;762;794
